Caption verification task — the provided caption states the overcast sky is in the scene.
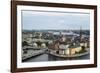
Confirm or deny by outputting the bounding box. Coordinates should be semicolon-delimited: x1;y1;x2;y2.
22;10;90;30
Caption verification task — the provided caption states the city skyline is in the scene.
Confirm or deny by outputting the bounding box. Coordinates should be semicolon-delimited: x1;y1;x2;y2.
22;10;90;30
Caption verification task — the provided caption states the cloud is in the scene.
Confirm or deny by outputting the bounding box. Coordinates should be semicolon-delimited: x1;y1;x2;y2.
22;10;90;17
22;10;90;30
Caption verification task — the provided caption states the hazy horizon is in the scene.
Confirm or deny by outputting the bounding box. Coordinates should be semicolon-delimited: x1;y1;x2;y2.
22;10;90;30
22;29;90;30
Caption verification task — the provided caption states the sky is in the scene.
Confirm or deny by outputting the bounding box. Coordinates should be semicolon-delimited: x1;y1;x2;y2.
22;10;90;30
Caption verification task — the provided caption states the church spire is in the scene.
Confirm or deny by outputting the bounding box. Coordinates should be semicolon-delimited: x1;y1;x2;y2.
80;26;82;42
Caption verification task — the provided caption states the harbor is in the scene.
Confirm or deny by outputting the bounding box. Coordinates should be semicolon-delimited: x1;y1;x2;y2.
22;49;90;62
22;29;90;62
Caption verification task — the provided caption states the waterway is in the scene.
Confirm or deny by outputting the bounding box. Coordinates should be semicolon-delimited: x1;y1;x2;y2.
23;53;90;62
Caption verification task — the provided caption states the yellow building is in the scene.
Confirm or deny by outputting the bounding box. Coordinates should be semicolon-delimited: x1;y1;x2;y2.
80;42;88;48
69;46;82;55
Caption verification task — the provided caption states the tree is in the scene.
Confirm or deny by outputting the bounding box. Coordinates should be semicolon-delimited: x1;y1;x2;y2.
81;46;85;50
22;41;28;47
81;46;86;53
45;42;49;47
36;41;42;47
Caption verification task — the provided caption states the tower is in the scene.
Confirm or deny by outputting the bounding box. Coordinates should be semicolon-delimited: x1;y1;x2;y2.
79;26;82;42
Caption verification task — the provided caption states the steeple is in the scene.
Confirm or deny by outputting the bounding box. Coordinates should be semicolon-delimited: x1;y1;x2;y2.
80;26;82;42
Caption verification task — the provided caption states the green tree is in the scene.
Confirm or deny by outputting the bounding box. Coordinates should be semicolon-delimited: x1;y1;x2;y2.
22;41;28;47
36;41;42;47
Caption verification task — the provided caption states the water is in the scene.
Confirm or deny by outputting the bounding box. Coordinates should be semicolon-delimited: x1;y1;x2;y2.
23;53;90;62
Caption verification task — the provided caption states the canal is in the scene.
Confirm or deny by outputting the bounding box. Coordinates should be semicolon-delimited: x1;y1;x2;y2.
23;53;90;62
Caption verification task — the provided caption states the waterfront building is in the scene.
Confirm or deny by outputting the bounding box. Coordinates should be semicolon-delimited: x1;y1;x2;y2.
69;45;82;55
59;44;69;55
65;49;70;55
74;46;82;52
70;49;76;55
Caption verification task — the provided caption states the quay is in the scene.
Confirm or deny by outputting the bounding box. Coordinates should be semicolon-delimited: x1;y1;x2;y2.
22;49;47;61
49;50;89;58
